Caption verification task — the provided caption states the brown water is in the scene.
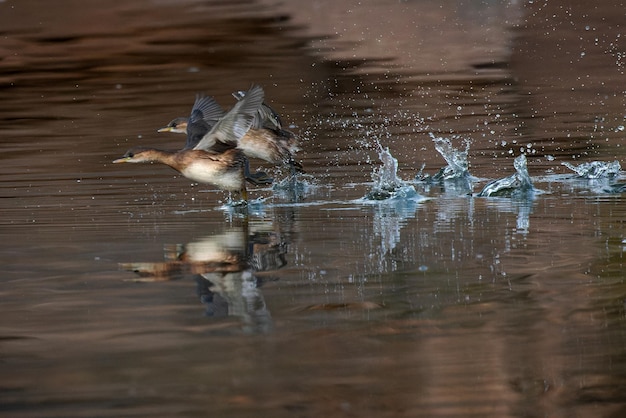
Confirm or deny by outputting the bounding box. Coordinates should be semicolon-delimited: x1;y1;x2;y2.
2;0;626;417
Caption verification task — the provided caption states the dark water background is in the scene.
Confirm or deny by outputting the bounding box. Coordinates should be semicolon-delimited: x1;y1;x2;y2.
1;0;626;416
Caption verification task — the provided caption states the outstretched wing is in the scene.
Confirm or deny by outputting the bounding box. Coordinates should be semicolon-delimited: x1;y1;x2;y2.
194;85;265;152
191;94;225;125
185;95;225;149
232;90;283;131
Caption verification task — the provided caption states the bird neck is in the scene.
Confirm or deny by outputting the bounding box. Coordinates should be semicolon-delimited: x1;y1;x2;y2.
143;149;180;169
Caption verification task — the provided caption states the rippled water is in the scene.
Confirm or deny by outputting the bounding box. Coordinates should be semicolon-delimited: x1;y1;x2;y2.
2;0;626;416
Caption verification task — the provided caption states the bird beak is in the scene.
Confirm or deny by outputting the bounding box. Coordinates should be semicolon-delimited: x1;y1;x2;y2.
157;127;173;133
112;157;130;164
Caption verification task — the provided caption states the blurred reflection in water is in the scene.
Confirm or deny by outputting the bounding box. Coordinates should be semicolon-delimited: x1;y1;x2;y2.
118;216;293;334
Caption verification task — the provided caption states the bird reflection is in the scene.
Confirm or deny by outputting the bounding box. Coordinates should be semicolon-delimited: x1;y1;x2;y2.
119;218;288;333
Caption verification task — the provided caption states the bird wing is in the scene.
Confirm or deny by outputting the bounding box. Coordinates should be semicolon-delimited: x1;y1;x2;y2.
232;90;283;131
194;85;265;152
191;94;225;125
185;95;225;149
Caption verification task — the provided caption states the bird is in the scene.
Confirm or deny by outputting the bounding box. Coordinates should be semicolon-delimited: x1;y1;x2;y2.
113;85;266;203
158;90;303;178
157;93;274;185
157;94;224;150
231;90;302;172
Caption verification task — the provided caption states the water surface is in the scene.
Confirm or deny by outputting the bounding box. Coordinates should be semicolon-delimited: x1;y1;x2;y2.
1;0;626;417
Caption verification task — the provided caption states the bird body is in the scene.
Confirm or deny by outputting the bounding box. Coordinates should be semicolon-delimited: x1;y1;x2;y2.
237;129;296;166
179;149;246;191
114;148;246;191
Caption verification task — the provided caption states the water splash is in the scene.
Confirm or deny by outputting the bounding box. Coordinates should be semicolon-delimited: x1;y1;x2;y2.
417;135;473;194
364;143;420;201
562;160;621;179
425;135;471;180
272;173;317;202
478;154;534;198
